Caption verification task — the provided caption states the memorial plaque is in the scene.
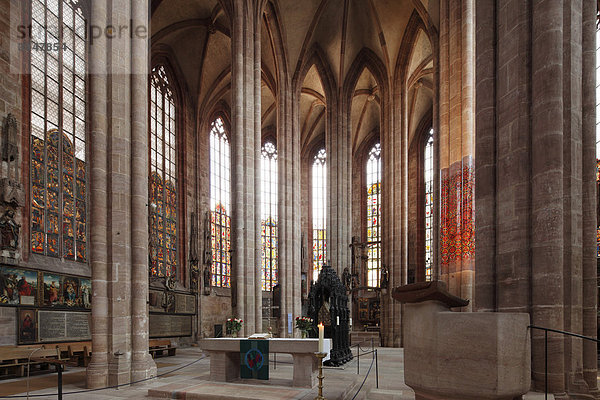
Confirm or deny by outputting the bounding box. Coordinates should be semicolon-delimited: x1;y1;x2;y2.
150;314;192;337
38;310;91;342
149;290;163;313
175;293;195;314
66;312;91;338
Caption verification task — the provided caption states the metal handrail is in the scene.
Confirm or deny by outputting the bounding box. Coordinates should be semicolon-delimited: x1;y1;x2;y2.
528;325;599;400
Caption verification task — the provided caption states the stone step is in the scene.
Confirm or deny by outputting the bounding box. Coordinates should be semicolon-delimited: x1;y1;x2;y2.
362;390;556;400
351;331;381;347
365;388;413;400
523;393;555;400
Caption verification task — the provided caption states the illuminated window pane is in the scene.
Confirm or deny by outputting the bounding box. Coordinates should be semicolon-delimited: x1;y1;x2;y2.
424;131;434;280
312;148;327;281
30;0;87;262
210;118;231;287
149;65;178;278
366;143;381;287
261;142;278;291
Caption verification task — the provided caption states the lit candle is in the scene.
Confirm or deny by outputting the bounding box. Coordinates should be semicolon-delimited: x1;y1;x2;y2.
318;323;324;353
336;316;339;326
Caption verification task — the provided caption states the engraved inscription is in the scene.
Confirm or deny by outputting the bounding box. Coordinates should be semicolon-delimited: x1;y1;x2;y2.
66;312;90;338
174;293;195;314
150;314;192;337
38;311;90;342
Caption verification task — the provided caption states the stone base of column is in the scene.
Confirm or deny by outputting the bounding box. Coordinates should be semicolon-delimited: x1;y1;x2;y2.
108;354;132;387
86;359;109;389
131;352;157;382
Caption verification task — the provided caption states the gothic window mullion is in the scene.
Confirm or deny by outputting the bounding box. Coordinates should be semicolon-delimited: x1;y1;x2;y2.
30;0;86;261
366;143;381;287
149;65;178;278
210;118;231;288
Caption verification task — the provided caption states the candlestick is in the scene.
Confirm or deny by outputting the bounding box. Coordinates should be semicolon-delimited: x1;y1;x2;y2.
314;352;327;400
318;323;324;353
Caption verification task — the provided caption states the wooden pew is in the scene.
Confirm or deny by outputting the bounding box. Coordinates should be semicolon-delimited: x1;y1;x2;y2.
148;339;176;358
67;342;92;367
0;346;61;377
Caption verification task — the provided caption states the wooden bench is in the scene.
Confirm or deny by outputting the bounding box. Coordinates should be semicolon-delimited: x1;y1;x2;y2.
149;339;176;358
18;341;91;367
0;346;62;377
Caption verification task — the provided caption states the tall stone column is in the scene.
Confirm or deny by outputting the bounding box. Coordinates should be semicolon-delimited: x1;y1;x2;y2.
475;0;598;396
581;0;598;394
231;0;262;335
438;0;475;309
130;0;157;382
328;95;351;276
86;0;109;388
86;0;155;387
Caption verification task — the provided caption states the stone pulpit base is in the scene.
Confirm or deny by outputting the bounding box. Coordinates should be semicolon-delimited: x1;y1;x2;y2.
393;281;531;400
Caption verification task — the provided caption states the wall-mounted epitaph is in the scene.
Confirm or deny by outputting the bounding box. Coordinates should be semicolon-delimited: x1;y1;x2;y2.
174;293;196;314
149;314;192;337
38;310;90;342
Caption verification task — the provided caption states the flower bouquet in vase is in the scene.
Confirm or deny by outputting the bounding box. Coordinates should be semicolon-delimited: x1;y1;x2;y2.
295;316;314;338
226;317;243;337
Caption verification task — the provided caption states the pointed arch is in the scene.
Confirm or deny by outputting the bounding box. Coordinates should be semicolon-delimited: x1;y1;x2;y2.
148;59;187;279
294;43;337;107
394;10;431;89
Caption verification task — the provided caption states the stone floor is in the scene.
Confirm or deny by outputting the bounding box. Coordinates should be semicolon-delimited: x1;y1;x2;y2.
0;345;566;400
0;345;408;400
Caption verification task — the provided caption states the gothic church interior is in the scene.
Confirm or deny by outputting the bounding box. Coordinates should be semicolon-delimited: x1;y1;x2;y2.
0;0;598;398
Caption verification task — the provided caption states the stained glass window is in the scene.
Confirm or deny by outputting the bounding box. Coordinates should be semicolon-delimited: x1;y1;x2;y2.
30;0;87;261
210;118;232;287
366;143;382;287
261;142;278;291
312;148;327;282
424;131;434;280
149;65;178;277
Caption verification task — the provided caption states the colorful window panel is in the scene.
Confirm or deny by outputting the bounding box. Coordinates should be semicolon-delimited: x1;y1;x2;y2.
261;142;278;291
312;148;327;282
149;65;178;278
30;0;87;261
210;118;232;288
424;131;434;280
366;143;382;287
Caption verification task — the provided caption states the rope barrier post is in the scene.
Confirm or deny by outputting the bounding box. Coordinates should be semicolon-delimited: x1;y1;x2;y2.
357;347;360;374
375;349;378;389
545;329;548;400
57;364;62;400
274;353;276;370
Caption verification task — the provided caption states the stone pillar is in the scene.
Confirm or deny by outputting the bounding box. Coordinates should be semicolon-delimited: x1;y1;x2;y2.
86;0;109;388
327;98;351;276
86;0;155;387
438;0;475;309
581;0;598;394
231;0;261;335
475;0;598;396
280;78;301;338
130;0;157;382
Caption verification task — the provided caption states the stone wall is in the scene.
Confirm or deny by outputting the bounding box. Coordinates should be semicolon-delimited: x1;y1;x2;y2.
0;307;16;345
475;0;598;396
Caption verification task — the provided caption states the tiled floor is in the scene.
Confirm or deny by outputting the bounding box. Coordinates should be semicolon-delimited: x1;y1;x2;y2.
0;346;408;400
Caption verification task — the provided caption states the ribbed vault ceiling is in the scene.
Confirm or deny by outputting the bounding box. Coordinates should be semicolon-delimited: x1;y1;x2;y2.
151;0;437;153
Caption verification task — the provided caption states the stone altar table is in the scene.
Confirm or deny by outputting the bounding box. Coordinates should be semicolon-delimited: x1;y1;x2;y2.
199;338;331;388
